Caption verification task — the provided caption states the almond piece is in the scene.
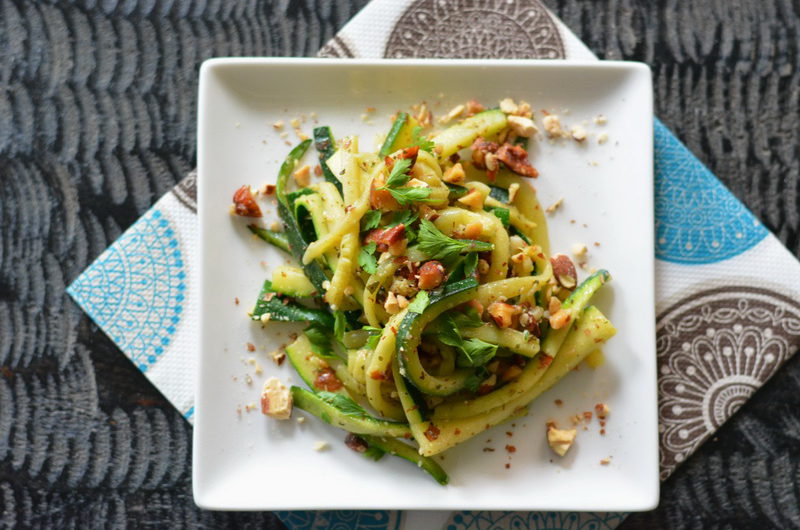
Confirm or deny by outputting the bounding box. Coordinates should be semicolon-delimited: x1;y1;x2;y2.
547;424;577;456
260;377;292;420
550;254;577;290
442;162;466;184
487;302;519;329
458;188;485;210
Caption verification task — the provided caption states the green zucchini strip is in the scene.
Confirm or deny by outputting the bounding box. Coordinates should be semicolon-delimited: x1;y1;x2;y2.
275;140;329;293
250;280;331;327
313;126;343;194
396;279;479;396
540;270;610;357
461;324;540;358
291;386;412;438
378;112;411;157
247;224;290;253
285;335;348;395
360;435;449;485
431;109;507;161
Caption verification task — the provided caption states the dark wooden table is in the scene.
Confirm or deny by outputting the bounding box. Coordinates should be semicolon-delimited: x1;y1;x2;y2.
1;1;798;527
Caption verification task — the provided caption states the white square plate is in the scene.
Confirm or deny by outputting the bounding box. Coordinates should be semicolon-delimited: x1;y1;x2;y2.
194;58;657;512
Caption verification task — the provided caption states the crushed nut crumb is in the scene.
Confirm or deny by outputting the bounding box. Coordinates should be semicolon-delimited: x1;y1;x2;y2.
313;441;330;451
570;125;587;142
597;132;609;145
545;197;564;214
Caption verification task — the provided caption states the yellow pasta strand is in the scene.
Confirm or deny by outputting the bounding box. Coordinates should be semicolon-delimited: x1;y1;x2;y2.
365;312;406;421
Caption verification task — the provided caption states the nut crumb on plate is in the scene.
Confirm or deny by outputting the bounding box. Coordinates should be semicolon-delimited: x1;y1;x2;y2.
545;197;564;214
547;424;577;456
595;402;610;419
542;115;565;138
570;125;587;142
600;457;612;465
260;377;292;420
597;132;609;144
313;440;330;451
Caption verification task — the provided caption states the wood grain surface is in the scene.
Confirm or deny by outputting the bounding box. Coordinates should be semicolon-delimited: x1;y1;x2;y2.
0;0;798;528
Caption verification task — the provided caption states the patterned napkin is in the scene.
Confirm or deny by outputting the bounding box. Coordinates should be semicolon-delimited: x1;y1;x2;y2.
67;0;800;528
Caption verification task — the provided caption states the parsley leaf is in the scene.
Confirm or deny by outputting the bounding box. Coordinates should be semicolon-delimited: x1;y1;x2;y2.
417;219;493;261
450;306;483;328
491;207;510;228
362;325;382;349
463;252;479;277
458;338;498;368
435;314;497;368
407;290;430;314
316;391;370;419
358;242;378;274
304;323;335;358
333;310;346;343
387;186;433;206
360;209;382;231
384;158;413;188
386;210;418;228
412;126;436;153
464;367;489;392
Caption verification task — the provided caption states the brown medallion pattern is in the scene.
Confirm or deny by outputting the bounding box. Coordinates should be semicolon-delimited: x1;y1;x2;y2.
384;0;565;59
317;35;356;58
656;286;800;480
172;170;197;213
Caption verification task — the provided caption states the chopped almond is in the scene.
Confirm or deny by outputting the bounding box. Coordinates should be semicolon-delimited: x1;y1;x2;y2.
232;185;262;217
545;197;564;214
260;377;292;420
465;99;485;116
458;188;485;210
508;182;520;203
396;294;410;309
508;115;538;137
550;254;577;289
547;424;577;456
293;165;311;187
463;222;483;240
442;163;466;184
439;104;465;124
487;302;519;329
542;115;565;138
548;296;562;315
499;98;518;114
570;125;587;142
595;403;610;419
418;260;446;290
549;309;571;330
384;291;400;314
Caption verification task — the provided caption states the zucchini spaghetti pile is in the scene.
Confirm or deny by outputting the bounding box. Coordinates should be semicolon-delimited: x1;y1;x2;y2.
233;102;615;485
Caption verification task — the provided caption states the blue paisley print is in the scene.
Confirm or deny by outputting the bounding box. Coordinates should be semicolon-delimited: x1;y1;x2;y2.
446;511;628;530
654;119;766;264
276;510;402;530
67;209;185;372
